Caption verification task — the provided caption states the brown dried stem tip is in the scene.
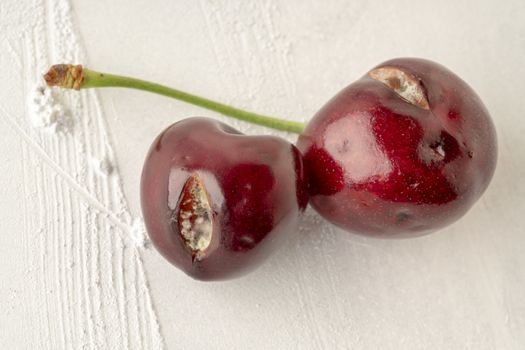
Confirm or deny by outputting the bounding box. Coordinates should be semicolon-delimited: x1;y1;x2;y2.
44;64;84;90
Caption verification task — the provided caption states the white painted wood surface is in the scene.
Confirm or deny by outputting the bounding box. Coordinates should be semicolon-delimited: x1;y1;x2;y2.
1;0;524;348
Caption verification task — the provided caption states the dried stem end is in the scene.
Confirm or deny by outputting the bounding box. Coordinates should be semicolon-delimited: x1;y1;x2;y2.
369;66;430;110
44;64;84;90
177;174;213;258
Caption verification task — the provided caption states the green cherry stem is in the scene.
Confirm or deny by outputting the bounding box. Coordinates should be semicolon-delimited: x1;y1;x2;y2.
43;64;305;134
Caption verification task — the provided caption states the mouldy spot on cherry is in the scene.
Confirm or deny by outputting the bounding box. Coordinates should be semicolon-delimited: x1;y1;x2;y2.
177;173;213;258
369;66;430;109
28;82;72;133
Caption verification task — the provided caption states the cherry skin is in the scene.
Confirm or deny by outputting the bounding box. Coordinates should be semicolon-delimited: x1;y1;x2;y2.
297;58;497;236
141;117;308;280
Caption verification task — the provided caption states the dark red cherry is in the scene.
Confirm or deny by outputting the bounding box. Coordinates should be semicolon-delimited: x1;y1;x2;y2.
297;58;497;236
141;117;308;280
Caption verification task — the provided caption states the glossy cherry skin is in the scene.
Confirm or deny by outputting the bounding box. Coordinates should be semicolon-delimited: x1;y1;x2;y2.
297;58;497;236
141;117;308;280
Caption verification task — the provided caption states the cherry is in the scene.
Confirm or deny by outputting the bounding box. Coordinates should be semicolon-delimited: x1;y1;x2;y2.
297;58;497;236
140;117;308;280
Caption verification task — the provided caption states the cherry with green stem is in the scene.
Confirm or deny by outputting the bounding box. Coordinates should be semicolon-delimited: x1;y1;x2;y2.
44;64;308;280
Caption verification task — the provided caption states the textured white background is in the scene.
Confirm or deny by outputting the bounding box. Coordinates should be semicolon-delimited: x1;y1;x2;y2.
1;0;525;349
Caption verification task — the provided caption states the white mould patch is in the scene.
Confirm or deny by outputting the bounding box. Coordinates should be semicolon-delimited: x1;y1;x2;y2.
177;173;213;254
90;155;114;177
28;82;72;133
369;66;430;110
130;217;149;248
